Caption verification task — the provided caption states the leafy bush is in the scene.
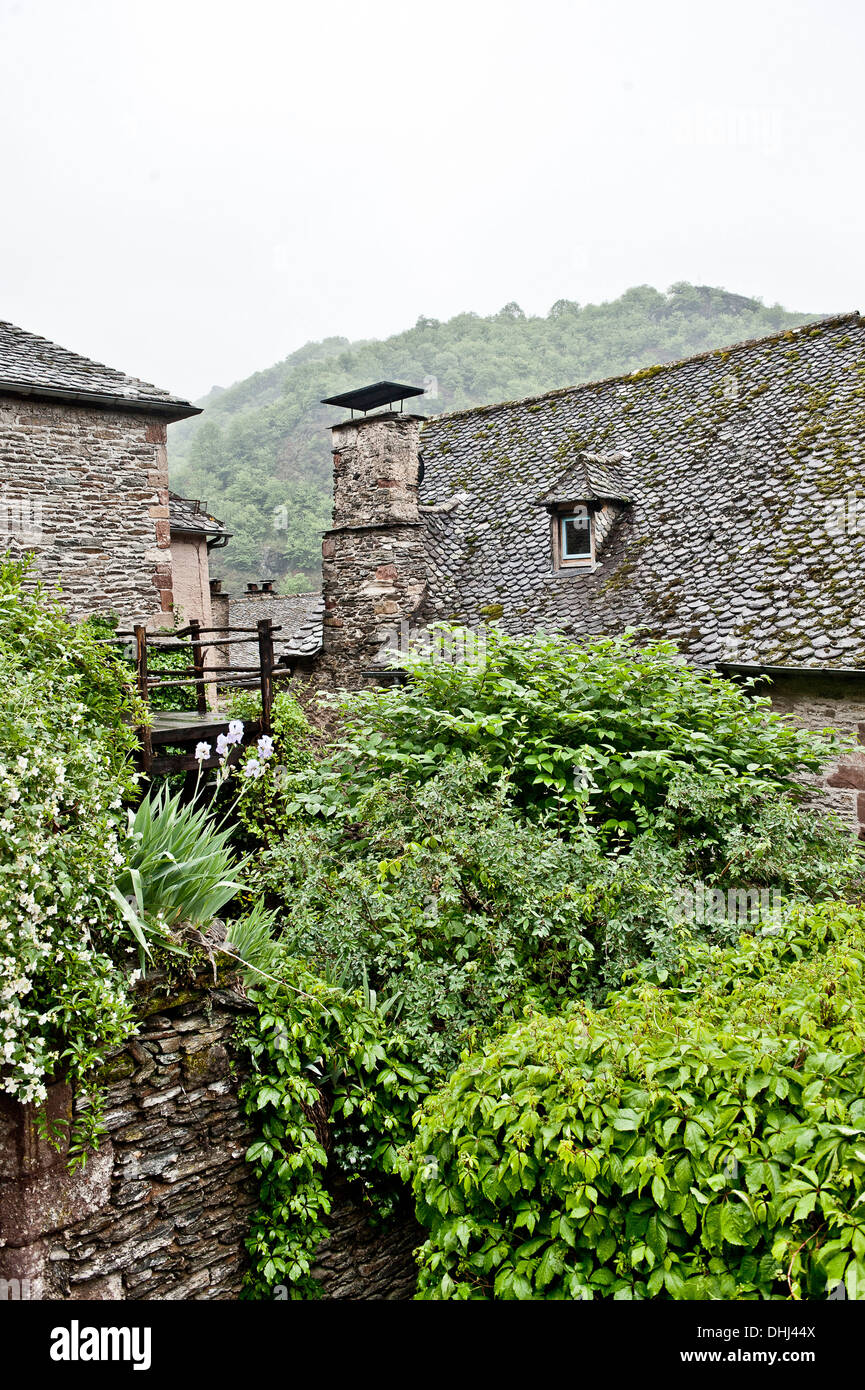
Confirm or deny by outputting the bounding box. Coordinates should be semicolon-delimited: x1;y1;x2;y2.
327;627;841;841
0;559;142;1152
406;904;865;1300
258;752;860;1055
240;629;861;1298
258;762;603;1071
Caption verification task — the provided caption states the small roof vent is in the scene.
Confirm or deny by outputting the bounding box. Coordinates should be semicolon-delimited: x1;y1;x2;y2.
321;380;425;417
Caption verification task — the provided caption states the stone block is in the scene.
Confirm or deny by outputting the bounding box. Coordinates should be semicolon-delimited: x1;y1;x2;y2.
0;1142;113;1246
74;1274;124;1300
827;763;865;790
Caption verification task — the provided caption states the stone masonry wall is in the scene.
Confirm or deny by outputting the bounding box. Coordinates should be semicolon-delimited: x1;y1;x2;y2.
320;412;427;686
0;968;258;1300
0;968;420;1301
0;393;173;624
766;674;865;838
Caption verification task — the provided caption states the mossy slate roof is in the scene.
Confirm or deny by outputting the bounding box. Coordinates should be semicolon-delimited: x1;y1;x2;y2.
418;313;865;669
168;492;228;537
0;320;199;420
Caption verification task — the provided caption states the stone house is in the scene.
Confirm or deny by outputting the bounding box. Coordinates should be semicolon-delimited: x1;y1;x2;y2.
0;319;199;625
168;491;230;632
314;312;865;834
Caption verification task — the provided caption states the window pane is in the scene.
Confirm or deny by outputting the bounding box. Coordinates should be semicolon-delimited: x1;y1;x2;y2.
562;512;591;558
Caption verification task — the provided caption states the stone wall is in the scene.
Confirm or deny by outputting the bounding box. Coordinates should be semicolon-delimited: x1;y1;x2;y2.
311;1179;421;1301
0;967;420;1301
765;673;865;838
0;393;173;625
0;968;258;1300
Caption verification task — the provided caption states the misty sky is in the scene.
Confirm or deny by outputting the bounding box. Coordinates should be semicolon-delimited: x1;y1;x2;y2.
1;0;862;401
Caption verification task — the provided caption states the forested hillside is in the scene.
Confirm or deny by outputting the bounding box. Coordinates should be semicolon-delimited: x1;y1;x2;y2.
168;283;817;591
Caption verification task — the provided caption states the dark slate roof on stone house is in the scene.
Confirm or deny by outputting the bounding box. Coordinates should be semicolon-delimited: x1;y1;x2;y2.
228;592;324;670
418;312;865;669
0;320;200;421
169;492;229;539
275;593;324;657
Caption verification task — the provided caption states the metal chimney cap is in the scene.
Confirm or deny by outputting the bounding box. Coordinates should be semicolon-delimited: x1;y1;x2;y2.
321;381;425;415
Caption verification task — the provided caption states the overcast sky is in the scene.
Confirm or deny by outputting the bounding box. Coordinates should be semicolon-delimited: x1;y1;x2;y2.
0;0;861;400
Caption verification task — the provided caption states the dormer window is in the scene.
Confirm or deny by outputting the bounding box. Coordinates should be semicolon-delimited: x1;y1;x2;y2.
560;507;593;566
534;451;631;577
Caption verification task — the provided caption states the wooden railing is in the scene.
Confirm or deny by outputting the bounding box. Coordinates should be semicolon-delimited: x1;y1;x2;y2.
96;619;279;774
133;619;277;709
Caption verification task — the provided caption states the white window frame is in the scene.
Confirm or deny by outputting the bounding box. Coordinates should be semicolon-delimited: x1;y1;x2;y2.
554;506;594;569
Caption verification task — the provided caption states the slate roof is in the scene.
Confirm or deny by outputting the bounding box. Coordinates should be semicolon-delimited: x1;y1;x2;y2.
418;313;865;669
228;592;324;670
534;452;631;507
169;492;229;538
0;320;200;421
278;593;324;657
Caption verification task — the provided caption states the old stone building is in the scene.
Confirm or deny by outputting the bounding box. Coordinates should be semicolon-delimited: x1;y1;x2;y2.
313;313;865;832
168;491;230;631
0;319;199;624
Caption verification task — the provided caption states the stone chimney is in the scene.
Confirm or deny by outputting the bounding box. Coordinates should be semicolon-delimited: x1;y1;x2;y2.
321;411;427;683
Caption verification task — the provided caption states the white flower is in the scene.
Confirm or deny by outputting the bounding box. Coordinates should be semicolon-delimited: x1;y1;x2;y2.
257;735;274;760
216;733;230;758
227;720;244;745
243;758;263;780
195;741;212;761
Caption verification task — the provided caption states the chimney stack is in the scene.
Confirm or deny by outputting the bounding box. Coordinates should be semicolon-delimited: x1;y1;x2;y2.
320;410;427;683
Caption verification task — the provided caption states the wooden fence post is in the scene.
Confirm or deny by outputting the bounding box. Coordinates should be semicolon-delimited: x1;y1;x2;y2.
134;623;153;773
257;618;274;734
189;618;207;715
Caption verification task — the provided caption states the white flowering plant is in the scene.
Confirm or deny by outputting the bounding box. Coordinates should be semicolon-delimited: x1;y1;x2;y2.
0;559;144;1158
221;689;314;844
115;719;282;947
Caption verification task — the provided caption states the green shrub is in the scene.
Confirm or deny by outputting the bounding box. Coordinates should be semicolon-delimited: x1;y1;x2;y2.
407;904;865;1300
327;626;842;842
258;762;604;1071
259;745;861;1057
0;559;143;1154
238;950;427;1298
240;630;861;1298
